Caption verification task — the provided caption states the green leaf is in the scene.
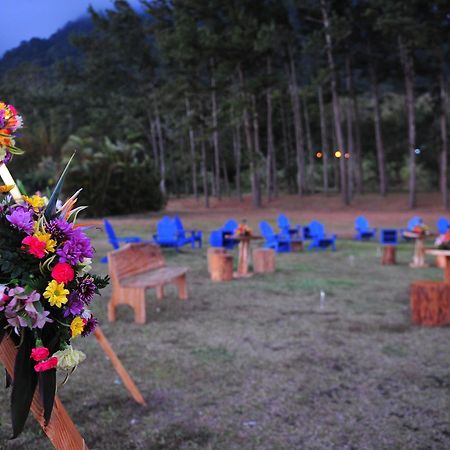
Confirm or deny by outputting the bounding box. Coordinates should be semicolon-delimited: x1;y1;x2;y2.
38;370;56;425
44;153;76;220
11;330;37;438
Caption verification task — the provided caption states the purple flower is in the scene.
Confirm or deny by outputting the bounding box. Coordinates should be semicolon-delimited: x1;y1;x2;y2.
75;276;96;305
63;292;84;317
81;316;98;337
1;151;12;164
33;310;53;329
6;206;34;234
56;228;93;265
46;218;74;242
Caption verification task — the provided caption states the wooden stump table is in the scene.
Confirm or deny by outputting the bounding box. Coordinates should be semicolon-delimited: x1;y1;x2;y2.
403;231;431;268
210;252;234;282
207;247;227;273
382;246;396;265
253;248;276;273
409;249;450;326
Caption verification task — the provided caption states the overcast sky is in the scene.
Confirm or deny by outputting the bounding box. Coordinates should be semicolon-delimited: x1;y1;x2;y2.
1;0;143;56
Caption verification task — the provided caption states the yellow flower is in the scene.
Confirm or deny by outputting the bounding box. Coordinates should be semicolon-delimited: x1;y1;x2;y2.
70;317;85;338
35;231;57;253
43;280;69;308
23;194;45;211
0;184;14;193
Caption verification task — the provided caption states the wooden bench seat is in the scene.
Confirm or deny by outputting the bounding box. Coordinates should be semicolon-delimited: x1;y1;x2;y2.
108;243;188;324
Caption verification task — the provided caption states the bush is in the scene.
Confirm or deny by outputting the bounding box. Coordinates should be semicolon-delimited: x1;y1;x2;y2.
61;135;165;216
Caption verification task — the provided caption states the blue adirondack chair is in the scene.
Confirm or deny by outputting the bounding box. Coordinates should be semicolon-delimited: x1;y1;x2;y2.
402;216;422;240
174;216;202;248
278;214;301;239
307;221;336;251
260;221;291;253
354;216;377;240
153;216;191;251
209;219;239;249
302;225;313;241
102;219;145;263
437;217;450;235
380;228;399;245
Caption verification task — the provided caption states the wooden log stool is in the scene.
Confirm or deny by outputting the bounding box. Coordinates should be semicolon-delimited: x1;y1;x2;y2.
410;280;450;326
382;246;396;265
210;253;234;282
207;247;227;273
436;255;447;269
253;248;276;273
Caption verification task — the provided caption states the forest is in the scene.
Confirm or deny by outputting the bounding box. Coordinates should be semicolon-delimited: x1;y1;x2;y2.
0;0;448;215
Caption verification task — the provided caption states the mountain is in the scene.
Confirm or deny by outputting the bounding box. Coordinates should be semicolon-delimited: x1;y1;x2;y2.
0;17;93;72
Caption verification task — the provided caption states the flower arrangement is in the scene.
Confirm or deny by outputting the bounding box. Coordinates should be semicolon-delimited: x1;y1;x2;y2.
0;102;24;163
412;223;429;237
0;103;108;438
435;231;450;250
235;221;252;237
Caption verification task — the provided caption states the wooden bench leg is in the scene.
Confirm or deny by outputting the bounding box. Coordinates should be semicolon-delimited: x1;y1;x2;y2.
156;284;164;300
176;274;188;300
108;290;119;322
128;288;146;324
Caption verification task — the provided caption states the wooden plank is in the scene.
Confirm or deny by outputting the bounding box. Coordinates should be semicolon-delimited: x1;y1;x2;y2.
94;327;146;405
121;267;188;288
0;336;89;450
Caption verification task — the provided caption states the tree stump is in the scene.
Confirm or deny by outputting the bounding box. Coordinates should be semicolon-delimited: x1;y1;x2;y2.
382;246;396;265
290;241;303;252
410;280;450;326
210;253;234;282
436;255;447;269
253;248;276;273
207;247;227;273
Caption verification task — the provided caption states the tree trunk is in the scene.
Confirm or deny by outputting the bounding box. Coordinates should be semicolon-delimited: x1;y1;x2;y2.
238;64;261;207
302;94;315;193
369;59;387;196
288;47;306;196
280;98;290;182
147;112;159;170
318;85;329;194
439;55;448;209
200;132;209;208
223;163;230;196
399;36;417;209
321;0;348;204
252;94;263;208
345;57;354;201
185;97;198;200
266;57;276;201
210;59;221;200
154;103;166;196
346;55;363;194
232;119;242;201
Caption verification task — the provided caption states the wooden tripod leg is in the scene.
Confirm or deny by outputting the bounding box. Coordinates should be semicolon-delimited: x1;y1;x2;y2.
0;336;89;450
94;327;146;406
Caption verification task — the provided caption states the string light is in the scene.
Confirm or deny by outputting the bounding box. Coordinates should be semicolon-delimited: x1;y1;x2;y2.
344;153;350;159
334;150;342;158
316;152;323;159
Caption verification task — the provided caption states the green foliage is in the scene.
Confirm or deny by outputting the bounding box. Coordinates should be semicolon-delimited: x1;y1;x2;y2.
62;135;165;216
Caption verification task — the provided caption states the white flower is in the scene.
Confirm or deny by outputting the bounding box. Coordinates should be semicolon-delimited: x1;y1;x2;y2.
77;258;92;276
53;346;86;371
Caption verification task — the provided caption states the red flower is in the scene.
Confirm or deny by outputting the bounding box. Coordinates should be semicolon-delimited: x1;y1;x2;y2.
30;347;50;362
51;262;75;284
34;357;58;372
21;236;46;259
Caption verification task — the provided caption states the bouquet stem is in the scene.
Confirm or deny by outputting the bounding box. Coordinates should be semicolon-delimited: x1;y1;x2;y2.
0;163;22;203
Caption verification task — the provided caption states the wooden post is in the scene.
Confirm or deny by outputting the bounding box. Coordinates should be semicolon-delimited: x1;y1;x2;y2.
210;253;233;282
94;327;146;405
410;280;450;326
382;246;396;265
237;240;250;276
0;336;89;450
253;248;276;273
207;247;226;273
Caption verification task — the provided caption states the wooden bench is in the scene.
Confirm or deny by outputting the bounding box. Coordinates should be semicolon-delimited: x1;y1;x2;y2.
108;243;188;324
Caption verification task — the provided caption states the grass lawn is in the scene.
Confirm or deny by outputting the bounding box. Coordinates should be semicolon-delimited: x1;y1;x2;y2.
1;224;450;449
